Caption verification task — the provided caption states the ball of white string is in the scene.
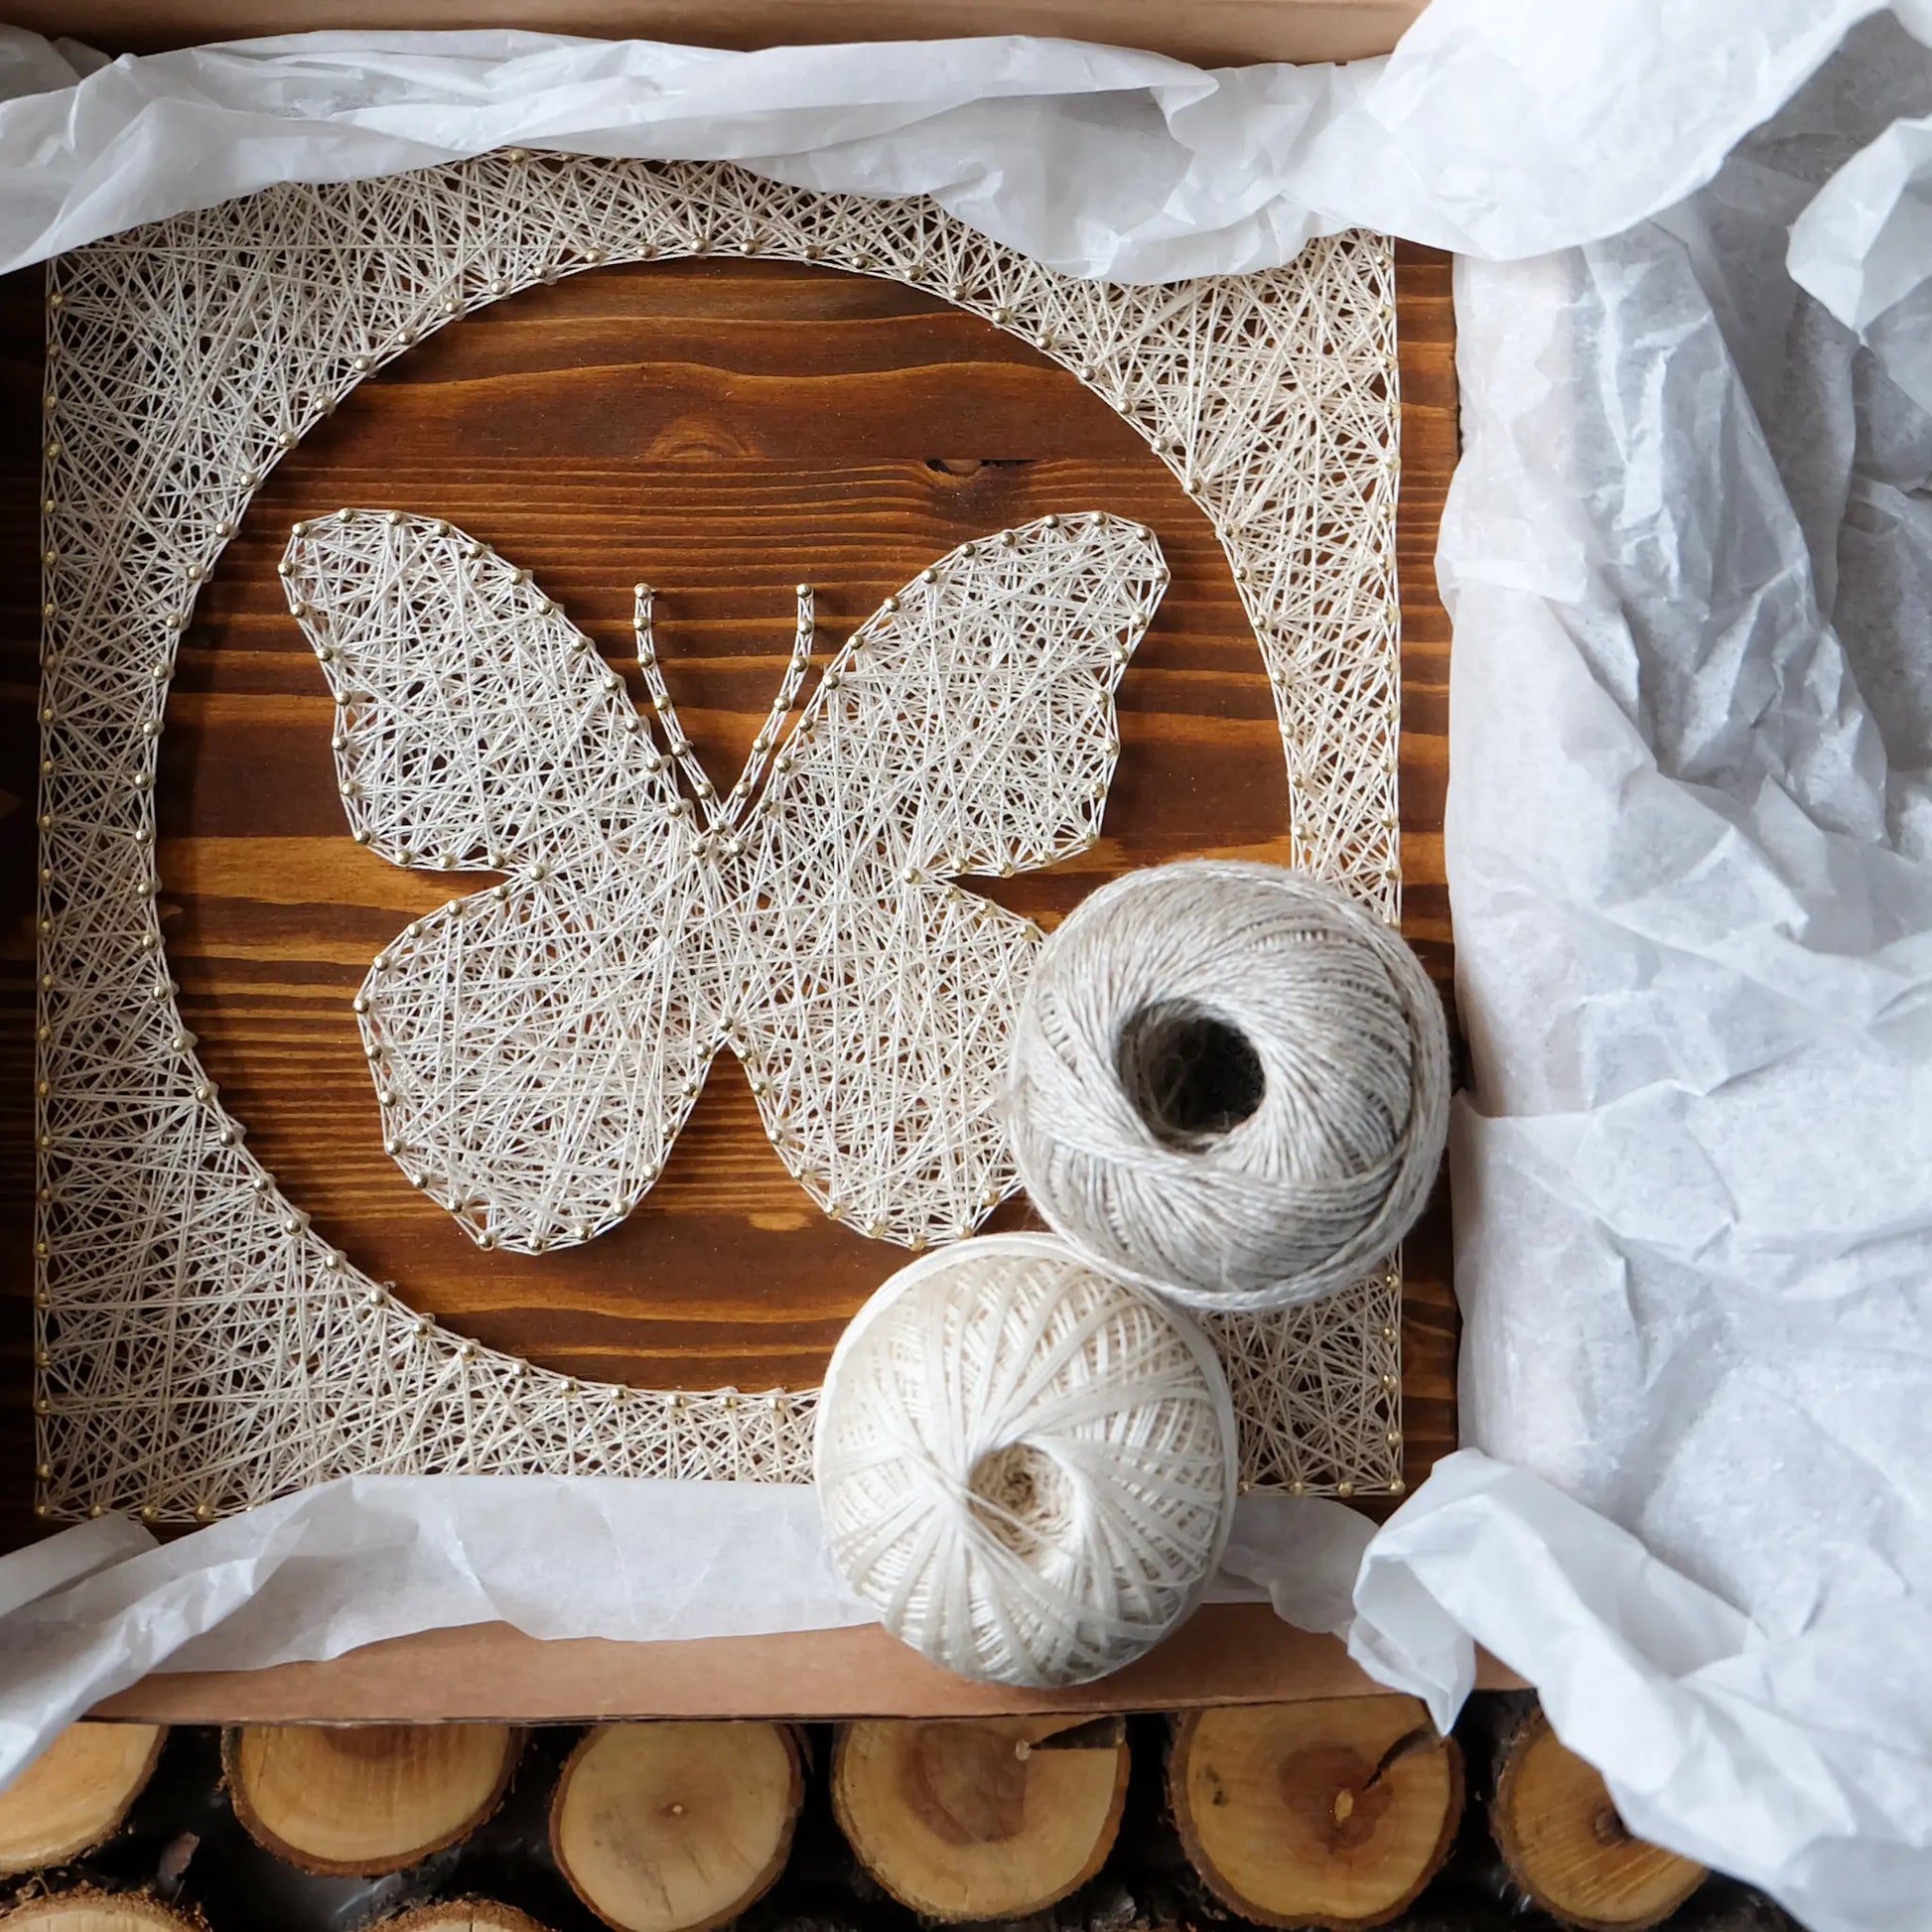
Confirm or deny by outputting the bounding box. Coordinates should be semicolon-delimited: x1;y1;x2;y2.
813;1233;1238;1688
1007;860;1450;1315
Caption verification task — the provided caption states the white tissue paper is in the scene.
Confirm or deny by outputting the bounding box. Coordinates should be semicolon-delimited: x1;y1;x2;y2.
0;1477;1325;1777
1354;17;1932;1929
5;5;1932;1926
1;0;1928;281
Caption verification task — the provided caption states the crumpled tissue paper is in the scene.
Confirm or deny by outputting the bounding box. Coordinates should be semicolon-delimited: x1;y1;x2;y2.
1363;19;1932;1929
4;7;1932;1929
0;0;1927;280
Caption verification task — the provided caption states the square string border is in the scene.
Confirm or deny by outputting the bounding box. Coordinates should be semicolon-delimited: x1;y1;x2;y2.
34;154;1405;1521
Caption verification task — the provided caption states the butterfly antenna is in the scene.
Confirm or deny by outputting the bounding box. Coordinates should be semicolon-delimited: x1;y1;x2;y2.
726;582;816;828
632;582;727;832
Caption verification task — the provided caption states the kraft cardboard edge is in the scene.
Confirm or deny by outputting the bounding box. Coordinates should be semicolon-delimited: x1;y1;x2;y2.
89;1605;1524;1724
5;0;1425;68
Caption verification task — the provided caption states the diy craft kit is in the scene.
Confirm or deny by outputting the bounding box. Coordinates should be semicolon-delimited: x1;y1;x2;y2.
4;4;1932;1931
30;156;1409;1518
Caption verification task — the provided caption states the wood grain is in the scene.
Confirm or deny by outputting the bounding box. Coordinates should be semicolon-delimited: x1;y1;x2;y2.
0;240;1457;1551
24;0;1424;68
93;1607;1526;1726
222;1722;522;1877
1391;239;1457;1499
0;1721;167;1876
550;1721;803;1932
830;1717;1130;1920
1169;1697;1465;1928
1490;1707;1707;1931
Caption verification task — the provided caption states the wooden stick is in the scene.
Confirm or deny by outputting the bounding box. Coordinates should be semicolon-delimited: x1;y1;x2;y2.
1169;1696;1463;1930
0;1893;202;1930
0;1725;167;1877
550;1722;802;1932
1491;1709;1706;1931
220;1724;520;1877
831;1717;1129;1921
376;1906;555;1932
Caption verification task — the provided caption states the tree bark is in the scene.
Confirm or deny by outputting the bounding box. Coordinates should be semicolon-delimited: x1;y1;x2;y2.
1490;1708;1705;1931
0;1725;166;1877
549;1722;802;1932
0;1891;203;1931
831;1717;1130;1922
1169;1696;1463;1931
377;1905;555;1932
220;1725;519;1877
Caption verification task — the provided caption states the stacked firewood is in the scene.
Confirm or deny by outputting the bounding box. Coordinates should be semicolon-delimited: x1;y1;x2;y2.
0;1695;1788;1932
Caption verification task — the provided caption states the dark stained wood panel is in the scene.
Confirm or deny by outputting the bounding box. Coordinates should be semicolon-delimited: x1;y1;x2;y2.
0;237;1457;1552
1390;239;1457;1496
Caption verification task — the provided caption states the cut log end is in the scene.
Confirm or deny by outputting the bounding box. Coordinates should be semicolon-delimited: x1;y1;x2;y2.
0;1891;203;1930
377;1904;556;1932
550;1722;802;1932
1492;1710;1706;1931
1170;1696;1464;1931
0;1725;167;1876
221;1723;520;1877
832;1717;1130;1922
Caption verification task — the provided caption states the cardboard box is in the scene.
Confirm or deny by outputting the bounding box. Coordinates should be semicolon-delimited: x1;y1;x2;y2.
4;2;1457;1721
13;0;1424;67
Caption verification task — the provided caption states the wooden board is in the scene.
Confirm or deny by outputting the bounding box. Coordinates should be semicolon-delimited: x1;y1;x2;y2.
14;0;1425;68
91;1608;1523;1725
1394;241;1457;1497
0;239;1455;1558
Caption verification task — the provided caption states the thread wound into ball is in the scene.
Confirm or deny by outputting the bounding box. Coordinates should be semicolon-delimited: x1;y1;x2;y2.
813;1234;1238;1688
1006;861;1450;1314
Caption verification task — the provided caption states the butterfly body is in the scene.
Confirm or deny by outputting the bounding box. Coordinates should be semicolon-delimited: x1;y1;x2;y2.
284;507;1168;1256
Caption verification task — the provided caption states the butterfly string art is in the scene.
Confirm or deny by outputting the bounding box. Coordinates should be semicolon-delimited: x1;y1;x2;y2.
34;158;1403;1521
281;508;1169;1256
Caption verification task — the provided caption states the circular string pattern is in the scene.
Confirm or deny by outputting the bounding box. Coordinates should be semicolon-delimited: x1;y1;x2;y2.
1007;861;1450;1314
35;151;1405;1521
813;1234;1237;1688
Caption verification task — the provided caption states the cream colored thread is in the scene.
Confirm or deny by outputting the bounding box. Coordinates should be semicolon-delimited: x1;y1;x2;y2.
1007;861;1450;1314
813;1233;1237;1688
287;508;1158;1254
35;154;1402;1520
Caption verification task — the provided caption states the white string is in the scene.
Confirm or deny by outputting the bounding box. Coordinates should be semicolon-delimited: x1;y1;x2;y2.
813;1234;1238;1688
35;154;1404;1520
1007;861;1451;1314
284;507;1159;1254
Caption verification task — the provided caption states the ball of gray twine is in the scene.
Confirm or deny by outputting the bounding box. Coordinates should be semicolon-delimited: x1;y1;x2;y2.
1006;860;1450;1314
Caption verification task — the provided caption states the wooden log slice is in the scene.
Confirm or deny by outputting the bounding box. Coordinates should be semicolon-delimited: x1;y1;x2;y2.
1491;1710;1705;1931
379;1906;555;1932
0;1894;201;1931
550;1722;802;1932
1169;1697;1463;1931
0;1725;167;1876
831;1717;1130;1922
221;1723;520;1876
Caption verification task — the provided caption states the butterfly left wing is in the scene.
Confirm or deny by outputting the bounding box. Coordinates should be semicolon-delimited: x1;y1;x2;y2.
360;849;721;1253
283;508;679;871
283;510;720;1253
726;512;1168;1246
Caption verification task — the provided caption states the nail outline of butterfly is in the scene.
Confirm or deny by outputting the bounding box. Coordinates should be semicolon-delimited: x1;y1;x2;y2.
281;506;1169;1257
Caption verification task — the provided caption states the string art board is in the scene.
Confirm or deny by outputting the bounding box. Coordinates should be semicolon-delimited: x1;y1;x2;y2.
33;156;1413;1523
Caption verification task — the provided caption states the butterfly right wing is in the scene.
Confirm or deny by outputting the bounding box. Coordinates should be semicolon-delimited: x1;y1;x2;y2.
285;509;723;1253
728;512;1165;1248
